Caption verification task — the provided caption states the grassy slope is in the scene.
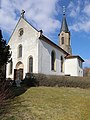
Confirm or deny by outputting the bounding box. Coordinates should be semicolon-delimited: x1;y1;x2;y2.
1;87;90;120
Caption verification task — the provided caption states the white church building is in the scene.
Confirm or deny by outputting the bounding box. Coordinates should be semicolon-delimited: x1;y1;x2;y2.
6;10;84;80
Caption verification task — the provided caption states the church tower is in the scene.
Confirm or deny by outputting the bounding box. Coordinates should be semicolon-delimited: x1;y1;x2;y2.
58;7;72;54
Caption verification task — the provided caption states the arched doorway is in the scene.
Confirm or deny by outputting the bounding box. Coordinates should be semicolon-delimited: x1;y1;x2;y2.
14;62;24;80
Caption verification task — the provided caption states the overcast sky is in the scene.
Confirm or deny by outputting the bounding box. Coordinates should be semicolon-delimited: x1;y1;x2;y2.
0;0;90;67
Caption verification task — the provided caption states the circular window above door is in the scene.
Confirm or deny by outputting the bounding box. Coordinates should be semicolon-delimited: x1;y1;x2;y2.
19;28;24;37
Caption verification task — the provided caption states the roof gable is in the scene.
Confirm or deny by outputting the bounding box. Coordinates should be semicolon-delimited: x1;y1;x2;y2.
8;17;39;44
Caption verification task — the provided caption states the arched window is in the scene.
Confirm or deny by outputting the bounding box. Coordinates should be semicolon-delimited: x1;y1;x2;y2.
29;56;33;73
9;59;13;75
61;56;64;72
18;45;22;58
61;37;64;44
51;50;56;71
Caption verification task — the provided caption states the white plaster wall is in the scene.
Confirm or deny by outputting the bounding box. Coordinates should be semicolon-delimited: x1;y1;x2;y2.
77;60;83;76
65;58;83;76
6;18;39;79
65;58;77;76
38;39;66;75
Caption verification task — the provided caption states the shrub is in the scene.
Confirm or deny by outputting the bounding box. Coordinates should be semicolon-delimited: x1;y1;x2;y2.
0;80;13;115
24;73;90;89
33;74;90;89
21;73;39;87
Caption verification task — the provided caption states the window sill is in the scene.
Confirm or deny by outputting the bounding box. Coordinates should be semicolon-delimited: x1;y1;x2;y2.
61;72;64;73
9;73;12;75
51;70;56;72
17;57;22;59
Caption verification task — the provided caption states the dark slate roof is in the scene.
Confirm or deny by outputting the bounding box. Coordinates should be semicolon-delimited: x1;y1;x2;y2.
60;15;69;33
65;55;84;62
39;34;69;55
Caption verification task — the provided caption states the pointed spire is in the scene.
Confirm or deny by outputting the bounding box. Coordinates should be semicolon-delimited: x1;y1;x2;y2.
60;6;69;33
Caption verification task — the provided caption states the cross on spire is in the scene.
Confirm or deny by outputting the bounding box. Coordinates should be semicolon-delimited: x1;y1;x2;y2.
21;10;25;18
63;6;66;15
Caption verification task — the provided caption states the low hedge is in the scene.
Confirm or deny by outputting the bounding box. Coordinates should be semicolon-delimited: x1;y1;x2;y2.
24;73;90;89
21;73;39;87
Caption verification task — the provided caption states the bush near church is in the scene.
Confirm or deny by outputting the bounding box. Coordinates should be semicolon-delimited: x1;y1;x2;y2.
24;73;90;89
21;73;39;87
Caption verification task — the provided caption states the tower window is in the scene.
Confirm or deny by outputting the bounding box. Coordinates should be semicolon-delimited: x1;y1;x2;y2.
61;37;64;44
18;45;22;58
62;33;64;36
51;50;56;71
29;56;33;73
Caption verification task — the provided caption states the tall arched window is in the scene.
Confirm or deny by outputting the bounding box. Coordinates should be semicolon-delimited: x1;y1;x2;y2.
29;56;33;73
61;37;64;44
18;45;22;58
61;56;64;72
9;59;13;75
51;50;56;71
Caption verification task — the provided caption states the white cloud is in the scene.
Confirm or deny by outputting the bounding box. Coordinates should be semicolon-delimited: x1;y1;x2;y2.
84;59;90;67
69;24;79;32
0;9;17;32
68;0;90;33
68;1;80;18
0;0;60;37
79;21;90;32
69;20;90;33
25;0;60;34
83;3;90;17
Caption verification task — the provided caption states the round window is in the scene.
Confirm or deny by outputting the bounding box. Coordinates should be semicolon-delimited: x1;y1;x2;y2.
19;28;24;36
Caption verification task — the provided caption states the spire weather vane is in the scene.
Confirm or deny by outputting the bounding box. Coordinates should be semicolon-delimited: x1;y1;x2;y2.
21;10;25;18
63;6;66;15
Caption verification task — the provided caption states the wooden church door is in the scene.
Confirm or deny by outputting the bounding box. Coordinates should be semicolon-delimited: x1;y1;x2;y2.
14;69;23;80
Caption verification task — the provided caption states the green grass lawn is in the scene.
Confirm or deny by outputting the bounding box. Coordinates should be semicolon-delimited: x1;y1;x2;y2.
0;87;90;120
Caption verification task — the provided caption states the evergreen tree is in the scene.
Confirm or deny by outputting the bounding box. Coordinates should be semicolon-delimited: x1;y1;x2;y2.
0;30;11;81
